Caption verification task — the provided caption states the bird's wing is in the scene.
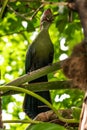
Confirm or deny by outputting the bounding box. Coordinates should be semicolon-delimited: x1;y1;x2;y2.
49;43;54;64
25;45;33;73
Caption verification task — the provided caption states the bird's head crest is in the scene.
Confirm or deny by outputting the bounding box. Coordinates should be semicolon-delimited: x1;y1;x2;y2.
40;9;53;24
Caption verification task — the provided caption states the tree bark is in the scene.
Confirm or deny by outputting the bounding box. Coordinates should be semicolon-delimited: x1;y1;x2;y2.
79;92;87;130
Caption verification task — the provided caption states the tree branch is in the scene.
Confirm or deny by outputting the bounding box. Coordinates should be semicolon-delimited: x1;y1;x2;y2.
26;109;79;129
7;4;31;21
2;109;79;126
0;1;69;37
78;92;87;130
2;80;75;96
1;60;63;95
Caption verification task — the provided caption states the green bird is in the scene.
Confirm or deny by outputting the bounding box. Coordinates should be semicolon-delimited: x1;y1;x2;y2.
23;9;54;118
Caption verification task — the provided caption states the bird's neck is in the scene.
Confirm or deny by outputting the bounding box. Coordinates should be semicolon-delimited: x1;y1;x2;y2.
40;26;49;33
40;22;50;31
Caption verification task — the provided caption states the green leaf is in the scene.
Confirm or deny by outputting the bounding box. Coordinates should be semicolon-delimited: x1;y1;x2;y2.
72;107;81;120
27;20;35;32
26;122;66;130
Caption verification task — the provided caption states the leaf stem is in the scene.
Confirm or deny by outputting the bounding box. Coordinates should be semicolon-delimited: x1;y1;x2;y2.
2;119;41;124
0;86;79;124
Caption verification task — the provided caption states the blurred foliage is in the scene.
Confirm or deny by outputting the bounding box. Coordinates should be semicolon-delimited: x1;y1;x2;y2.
0;0;84;129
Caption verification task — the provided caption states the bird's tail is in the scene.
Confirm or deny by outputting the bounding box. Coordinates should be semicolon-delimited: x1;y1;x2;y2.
23;91;51;118
23;76;51;118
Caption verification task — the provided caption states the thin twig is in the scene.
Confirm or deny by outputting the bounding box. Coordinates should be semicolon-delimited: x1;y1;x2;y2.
0;0;9;18
30;4;44;20
7;1;68;20
0;1;68;37
0;71;3;128
2;119;41;124
7;0;68;6
7;4;31;21
0;95;3;128
0;29;26;37
42;1;68;6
